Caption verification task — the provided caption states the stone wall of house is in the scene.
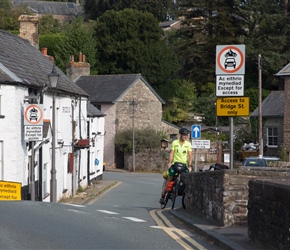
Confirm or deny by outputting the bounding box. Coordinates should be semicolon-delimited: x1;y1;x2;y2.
248;178;290;249
182;167;290;227
116;79;162;131
284;77;290;159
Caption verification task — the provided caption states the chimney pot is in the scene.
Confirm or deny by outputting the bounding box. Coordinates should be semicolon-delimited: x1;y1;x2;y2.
78;52;83;62
41;47;48;55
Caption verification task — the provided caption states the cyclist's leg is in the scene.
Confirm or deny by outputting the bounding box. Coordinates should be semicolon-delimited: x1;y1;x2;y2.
160;167;175;203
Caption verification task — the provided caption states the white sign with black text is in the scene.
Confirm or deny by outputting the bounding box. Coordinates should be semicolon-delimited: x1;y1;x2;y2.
192;140;211;149
216;75;244;96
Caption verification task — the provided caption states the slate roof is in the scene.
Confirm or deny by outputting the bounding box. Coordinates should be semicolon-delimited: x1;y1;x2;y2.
275;63;290;76
0;29;88;97
75;74;165;104
250;91;284;118
87;103;105;117
159;20;180;29
12;0;82;16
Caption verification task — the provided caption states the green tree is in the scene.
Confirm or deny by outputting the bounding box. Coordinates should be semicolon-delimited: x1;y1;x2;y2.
175;0;246;95
48;17;98;74
0;2;30;32
161;79;197;123
84;0;173;22
39;15;63;35
241;0;290;90
94;9;178;87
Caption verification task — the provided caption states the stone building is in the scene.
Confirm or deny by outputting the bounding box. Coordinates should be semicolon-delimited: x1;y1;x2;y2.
75;74;177;168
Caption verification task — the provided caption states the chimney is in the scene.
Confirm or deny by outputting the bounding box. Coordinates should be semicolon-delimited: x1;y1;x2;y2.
66;52;90;81
18;14;39;49
41;47;55;63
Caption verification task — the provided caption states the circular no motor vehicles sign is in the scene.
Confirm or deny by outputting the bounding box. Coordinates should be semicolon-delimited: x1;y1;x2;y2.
216;45;245;75
24;104;43;125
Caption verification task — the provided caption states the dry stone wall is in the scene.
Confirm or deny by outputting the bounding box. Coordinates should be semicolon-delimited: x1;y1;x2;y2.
183;166;290;227
248;178;290;250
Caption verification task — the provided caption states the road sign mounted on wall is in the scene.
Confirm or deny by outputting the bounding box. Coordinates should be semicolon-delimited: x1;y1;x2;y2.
24;104;43;126
216;45;245;75
191;125;201;139
216;97;249;116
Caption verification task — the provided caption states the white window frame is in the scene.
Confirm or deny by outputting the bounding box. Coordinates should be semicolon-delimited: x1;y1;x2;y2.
266;127;278;148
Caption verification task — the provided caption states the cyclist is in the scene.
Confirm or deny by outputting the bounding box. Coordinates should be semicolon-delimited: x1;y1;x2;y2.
159;127;193;204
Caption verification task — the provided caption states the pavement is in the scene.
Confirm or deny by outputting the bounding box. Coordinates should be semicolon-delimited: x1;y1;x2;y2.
61;168;267;250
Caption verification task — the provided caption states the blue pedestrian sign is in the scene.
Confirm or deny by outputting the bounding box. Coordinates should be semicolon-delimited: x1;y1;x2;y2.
191;125;201;139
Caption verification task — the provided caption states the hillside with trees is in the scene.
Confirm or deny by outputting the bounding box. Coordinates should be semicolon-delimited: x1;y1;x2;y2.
1;0;290;143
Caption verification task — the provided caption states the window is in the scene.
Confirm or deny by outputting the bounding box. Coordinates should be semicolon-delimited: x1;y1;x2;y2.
267;127;278;147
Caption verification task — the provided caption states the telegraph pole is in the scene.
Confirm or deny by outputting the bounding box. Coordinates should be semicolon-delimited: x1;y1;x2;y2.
258;54;263;158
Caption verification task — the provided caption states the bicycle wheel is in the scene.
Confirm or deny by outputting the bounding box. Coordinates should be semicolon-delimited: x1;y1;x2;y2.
171;182;178;210
182;192;186;209
161;192;170;209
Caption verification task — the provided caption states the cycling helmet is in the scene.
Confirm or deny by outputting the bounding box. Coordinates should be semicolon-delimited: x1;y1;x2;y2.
179;127;189;135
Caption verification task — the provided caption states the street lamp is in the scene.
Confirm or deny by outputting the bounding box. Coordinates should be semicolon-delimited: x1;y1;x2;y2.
48;65;60;202
130;99;137;172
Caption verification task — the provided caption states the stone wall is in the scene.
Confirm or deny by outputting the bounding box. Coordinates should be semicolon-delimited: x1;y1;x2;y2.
123;148;220;172
183;167;290;227
248;178;290;250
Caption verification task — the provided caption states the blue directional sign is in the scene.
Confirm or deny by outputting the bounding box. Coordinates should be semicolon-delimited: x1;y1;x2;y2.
191;125;201;139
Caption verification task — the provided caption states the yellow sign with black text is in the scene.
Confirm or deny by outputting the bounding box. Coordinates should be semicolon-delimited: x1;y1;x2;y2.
216;97;249;116
0;181;21;200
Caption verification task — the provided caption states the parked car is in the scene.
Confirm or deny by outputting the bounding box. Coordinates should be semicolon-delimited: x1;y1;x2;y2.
242;157;267;167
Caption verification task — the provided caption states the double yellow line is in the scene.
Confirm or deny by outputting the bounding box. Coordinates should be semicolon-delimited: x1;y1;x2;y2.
150;209;206;250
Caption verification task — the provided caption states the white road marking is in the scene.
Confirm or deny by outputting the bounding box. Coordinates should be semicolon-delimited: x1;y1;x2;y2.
66;209;88;214
62;203;86;208
123;217;146;222
97;210;119;215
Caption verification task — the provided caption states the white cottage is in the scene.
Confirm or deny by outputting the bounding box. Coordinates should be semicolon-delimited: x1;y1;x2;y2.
0;29;104;202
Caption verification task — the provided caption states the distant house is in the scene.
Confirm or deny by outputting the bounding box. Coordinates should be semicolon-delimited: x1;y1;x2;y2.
74;73;179;169
159;20;181;31
250;91;284;157
12;0;82;23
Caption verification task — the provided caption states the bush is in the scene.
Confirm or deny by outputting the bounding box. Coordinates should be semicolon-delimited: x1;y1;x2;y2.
115;128;167;152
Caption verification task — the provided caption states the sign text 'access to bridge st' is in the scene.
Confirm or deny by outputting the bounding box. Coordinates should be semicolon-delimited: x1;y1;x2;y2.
216;97;249;116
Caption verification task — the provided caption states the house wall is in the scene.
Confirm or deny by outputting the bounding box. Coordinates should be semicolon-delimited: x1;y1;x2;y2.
116;79;162;131
101;103;116;168
284;77;290;159
88;116;105;180
263;117;284;157
0;85;29;184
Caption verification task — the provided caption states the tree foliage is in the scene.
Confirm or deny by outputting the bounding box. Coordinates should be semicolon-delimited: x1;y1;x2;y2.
84;0;174;22
175;0;246;95
0;1;30;31
161;79;197;123
94;9;178;87
46;17;98;74
115;128;166;152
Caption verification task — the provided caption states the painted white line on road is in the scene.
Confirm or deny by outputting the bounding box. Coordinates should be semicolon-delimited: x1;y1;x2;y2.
123;217;146;222
62;203;86;208
66;209;89;214
97;210;119;215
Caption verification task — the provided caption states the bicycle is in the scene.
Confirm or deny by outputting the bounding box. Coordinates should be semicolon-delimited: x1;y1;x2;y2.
161;162;187;210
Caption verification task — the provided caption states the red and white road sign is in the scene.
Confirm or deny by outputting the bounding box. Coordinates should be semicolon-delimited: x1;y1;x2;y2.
216;45;245;75
24;104;43;125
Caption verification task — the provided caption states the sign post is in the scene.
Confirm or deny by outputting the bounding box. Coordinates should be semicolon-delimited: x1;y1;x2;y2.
216;45;246;169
